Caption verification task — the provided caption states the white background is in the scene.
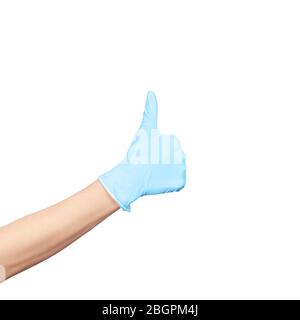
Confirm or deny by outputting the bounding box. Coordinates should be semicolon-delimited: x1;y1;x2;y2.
0;0;300;299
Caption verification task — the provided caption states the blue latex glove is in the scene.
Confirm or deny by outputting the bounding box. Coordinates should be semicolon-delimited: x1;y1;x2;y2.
98;91;186;211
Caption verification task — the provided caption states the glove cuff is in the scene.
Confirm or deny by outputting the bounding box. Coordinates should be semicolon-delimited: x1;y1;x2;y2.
98;164;144;212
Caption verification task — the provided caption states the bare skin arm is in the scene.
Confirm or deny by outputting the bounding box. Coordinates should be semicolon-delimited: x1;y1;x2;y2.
0;181;119;282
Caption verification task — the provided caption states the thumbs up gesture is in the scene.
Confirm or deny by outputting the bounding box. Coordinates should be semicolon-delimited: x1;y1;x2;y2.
99;91;186;211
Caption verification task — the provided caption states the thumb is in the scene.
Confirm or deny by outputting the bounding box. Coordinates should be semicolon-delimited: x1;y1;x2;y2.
139;91;158;130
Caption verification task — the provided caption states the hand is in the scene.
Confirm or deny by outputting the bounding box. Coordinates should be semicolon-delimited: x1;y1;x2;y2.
99;91;186;211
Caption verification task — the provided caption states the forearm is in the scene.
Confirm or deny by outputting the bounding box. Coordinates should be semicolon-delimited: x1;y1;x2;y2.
0;181;119;282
